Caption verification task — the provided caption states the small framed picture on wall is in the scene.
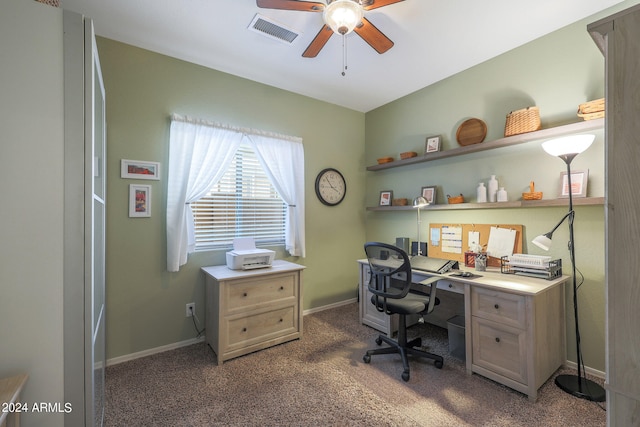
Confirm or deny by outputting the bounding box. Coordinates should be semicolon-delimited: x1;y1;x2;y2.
129;184;152;217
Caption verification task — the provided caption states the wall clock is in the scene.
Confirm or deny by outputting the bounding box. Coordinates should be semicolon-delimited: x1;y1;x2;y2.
315;168;346;206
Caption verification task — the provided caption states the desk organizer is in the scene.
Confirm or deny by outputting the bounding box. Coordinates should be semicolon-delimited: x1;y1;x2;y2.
500;254;562;280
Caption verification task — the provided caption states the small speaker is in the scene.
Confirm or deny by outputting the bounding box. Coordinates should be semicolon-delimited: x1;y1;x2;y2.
411;242;427;257
395;237;410;254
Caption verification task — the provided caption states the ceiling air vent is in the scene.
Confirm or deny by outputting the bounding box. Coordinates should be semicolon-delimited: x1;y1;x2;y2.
248;14;300;45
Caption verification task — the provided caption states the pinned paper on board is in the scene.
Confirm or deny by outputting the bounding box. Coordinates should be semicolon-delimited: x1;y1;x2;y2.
486;226;517;258
442;225;463;254
430;227;441;247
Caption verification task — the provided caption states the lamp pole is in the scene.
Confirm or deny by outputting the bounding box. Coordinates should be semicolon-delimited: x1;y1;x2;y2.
554;154;605;402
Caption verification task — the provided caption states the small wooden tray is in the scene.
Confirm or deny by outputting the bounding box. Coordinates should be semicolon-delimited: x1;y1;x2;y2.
456;118;487;146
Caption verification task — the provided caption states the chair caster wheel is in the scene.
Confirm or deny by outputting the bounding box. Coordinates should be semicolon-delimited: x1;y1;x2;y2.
375;337;382;345
363;354;371;364
434;360;443;369
401;371;410;382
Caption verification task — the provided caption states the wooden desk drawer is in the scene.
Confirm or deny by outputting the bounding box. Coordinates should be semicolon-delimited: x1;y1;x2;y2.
472;316;528;385
225;305;297;351
471;287;526;328
225;272;296;312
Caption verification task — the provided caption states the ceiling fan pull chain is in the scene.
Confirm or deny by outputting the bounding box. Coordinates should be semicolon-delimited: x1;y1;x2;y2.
342;34;348;76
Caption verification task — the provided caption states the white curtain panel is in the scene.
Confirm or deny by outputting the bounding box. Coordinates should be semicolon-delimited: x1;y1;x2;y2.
167;114;305;272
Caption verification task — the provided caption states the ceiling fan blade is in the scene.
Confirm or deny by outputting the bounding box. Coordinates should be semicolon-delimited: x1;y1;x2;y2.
256;0;325;12
362;0;405;11
354;17;394;54
302;25;334;58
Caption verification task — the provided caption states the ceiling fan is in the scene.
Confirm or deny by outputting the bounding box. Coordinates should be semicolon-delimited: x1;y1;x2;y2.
256;0;405;58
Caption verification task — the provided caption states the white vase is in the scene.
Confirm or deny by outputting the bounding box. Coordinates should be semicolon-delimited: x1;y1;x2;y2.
488;175;498;202
477;182;487;203
497;187;508;202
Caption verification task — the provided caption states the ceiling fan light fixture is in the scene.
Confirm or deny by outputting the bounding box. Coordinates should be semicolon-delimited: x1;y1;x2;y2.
324;0;363;35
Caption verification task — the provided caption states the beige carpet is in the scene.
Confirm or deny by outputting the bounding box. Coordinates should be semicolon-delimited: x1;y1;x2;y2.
104;303;606;426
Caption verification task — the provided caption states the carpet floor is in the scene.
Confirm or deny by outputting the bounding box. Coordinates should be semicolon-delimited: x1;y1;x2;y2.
104;302;606;426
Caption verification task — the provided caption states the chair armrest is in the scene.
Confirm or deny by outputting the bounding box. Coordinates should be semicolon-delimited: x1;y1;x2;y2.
417;277;440;314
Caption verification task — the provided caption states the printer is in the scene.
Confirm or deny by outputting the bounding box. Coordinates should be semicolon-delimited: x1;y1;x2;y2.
226;237;275;270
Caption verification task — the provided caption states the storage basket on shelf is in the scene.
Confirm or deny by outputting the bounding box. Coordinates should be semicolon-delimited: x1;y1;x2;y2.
504;106;541;137
522;181;543;201
577;98;605;120
447;194;464;204
400;151;417;160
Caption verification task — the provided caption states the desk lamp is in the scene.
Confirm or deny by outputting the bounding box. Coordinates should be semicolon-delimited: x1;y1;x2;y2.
532;134;605;402
412;196;429;257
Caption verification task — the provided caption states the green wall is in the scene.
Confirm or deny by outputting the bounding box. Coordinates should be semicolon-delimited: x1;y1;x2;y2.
364;13;614;372
97;39;366;360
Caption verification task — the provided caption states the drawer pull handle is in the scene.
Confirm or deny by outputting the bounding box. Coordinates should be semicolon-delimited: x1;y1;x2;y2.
243;292;248;297
494;304;499;309
279;318;283;322
242;327;247;332
495;337;500;343
448;284;453;288
280;286;284;291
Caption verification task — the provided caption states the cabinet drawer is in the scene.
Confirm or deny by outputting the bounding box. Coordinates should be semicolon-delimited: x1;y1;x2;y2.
225;305;297;351
471;287;526;328
472;316;528;385
225;272;296;312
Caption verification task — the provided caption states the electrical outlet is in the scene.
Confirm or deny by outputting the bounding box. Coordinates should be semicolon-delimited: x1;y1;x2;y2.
186;302;195;317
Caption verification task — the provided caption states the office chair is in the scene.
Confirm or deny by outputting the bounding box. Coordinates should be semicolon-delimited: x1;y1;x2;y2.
362;242;444;381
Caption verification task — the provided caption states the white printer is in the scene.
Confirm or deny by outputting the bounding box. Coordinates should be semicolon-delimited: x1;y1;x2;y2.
226;237;275;270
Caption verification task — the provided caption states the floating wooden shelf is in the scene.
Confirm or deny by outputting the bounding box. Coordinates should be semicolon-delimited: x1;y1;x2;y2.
366;197;605;211
366;118;604;171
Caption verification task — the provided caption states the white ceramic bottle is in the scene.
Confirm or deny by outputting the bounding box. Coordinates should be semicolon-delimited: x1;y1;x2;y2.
488;175;498;202
477;182;487;203
497;187;508;202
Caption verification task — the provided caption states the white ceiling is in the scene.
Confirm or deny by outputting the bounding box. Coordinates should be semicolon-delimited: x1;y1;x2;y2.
61;0;623;112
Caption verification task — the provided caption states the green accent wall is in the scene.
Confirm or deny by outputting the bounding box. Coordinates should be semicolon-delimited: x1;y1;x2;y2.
364;13;614;372
97;39;366;360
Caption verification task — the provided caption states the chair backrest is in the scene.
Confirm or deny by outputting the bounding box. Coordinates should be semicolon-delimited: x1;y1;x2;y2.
364;242;412;301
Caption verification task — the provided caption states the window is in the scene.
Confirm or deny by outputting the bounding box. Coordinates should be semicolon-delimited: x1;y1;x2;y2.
190;143;286;250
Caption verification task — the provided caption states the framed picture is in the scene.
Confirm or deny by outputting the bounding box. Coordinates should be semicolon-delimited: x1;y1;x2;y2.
559;169;588;198
129;184;152;217
379;190;393;206
121;159;161;180
421;186;437;204
425;135;441;154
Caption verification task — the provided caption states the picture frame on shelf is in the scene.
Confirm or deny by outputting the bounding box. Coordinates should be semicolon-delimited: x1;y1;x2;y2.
129;184;152;217
121;159;161;180
425;135;441;154
559;169;588;198
421;186;437;204
379;190;393;206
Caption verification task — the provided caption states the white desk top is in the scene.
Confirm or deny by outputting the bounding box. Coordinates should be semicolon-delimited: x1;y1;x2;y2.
202;259;305;281
357;259;568;296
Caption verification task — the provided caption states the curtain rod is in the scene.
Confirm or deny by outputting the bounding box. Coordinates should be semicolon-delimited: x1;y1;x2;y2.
171;113;302;143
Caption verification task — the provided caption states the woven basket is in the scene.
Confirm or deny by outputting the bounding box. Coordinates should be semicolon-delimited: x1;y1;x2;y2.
447;194;464;204
522;181;543;201
577;98;605;121
392;198;408;206
504;107;541;137
400;151;417;160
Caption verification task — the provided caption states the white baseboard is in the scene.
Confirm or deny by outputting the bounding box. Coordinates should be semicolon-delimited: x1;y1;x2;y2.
303;298;357;316
106;336;205;367
563;360;606;380
106;299;358;366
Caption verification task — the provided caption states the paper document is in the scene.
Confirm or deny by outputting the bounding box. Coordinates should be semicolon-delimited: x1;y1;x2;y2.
486;226;516;258
442;225;462;254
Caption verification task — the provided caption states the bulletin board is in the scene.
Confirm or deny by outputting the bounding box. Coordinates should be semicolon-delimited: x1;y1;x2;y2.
427;223;523;267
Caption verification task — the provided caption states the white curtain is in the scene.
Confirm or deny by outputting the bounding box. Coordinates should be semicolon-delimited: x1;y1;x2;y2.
167;114;305;272
247;133;305;257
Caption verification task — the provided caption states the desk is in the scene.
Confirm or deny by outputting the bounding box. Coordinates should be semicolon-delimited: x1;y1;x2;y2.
358;260;567;401
202;260;305;365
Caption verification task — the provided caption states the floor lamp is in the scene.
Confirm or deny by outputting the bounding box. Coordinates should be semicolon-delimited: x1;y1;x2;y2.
412;196;429;257
532;134;606;402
